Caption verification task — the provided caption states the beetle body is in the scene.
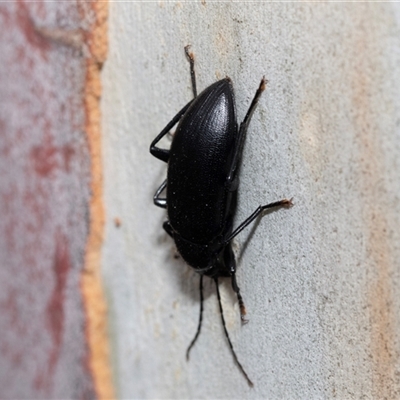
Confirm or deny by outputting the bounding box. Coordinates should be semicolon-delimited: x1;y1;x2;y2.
150;46;292;387
168;78;237;274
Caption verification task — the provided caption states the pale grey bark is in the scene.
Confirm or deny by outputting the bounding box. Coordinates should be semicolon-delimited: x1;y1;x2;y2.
101;3;400;398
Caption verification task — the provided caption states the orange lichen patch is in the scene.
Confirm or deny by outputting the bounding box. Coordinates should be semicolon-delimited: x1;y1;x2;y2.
79;1;115;399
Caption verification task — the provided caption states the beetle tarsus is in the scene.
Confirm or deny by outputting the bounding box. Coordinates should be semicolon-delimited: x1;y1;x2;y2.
238;298;249;324
270;197;294;210
240;308;249;325
184;44;193;58
260;76;268;91
284;197;294;208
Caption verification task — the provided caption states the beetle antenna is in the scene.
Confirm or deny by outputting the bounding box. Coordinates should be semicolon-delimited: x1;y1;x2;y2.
186;274;204;360
214;278;254;387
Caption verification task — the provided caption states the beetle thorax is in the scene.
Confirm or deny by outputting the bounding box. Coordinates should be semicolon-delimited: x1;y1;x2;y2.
173;233;222;272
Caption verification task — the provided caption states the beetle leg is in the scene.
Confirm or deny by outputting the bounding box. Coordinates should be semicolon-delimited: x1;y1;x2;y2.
162;221;174;238
231;273;249;325
228;174;239;192
184;45;197;98
227;78;267;183
215;277;254;387
223;245;248;324
225;198;294;243
242;77;267;128
150;101;192;163
153;179;167;208
186;274;204;360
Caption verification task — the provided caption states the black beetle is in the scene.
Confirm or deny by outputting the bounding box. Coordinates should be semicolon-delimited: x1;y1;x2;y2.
150;46;292;387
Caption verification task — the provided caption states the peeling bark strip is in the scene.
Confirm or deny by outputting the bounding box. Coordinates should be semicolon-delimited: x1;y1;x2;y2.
79;1;116;399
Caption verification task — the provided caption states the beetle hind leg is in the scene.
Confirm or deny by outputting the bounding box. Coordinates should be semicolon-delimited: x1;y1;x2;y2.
223;245;248;323
231;273;249;324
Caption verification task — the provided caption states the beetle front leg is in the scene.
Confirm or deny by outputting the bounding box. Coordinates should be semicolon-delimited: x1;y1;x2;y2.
227;77;267;183
154;179;167;208
150;101;192;163
184;45;197;98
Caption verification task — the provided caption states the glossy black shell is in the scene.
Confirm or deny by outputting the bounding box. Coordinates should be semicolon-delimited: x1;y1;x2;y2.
167;78;238;245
